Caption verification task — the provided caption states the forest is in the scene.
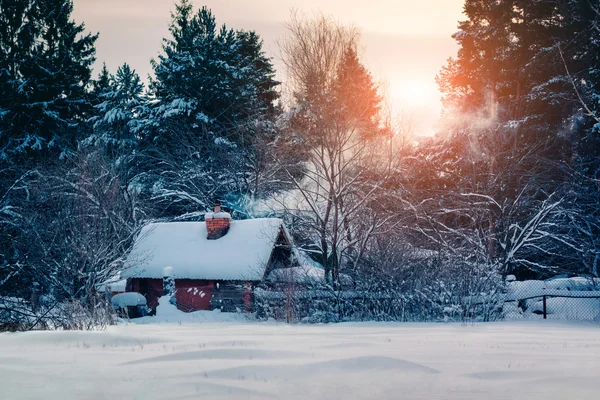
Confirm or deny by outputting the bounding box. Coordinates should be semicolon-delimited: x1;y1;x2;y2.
1;0;599;328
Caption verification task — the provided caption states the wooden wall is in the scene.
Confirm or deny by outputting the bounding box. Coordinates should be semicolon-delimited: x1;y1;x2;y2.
174;280;213;311
127;278;253;313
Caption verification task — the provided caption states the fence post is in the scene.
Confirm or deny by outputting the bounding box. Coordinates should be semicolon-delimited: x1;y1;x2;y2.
543;295;547;319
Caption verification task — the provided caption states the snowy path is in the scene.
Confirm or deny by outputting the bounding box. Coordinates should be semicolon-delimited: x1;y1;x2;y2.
1;321;599;399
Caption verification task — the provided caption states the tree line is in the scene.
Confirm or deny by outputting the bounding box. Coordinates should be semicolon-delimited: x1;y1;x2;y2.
1;0;599;327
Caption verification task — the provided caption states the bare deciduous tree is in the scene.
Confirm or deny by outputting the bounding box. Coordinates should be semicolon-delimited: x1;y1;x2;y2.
275;12;400;288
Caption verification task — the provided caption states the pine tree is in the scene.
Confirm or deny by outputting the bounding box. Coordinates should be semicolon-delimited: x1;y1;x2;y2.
0;0;38;162
134;1;280;219
86;63;145;150
439;0;599;151
0;0;97;163
334;45;381;138
435;0;600;276
236;30;280;119
436;0;519;119
145;2;279;145
90;62;112;102
523;0;600;154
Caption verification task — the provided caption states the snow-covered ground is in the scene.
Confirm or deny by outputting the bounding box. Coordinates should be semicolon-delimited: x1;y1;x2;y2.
1;320;599;400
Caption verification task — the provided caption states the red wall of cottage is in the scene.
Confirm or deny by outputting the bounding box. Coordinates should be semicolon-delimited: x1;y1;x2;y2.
129;278;164;310
127;278;254;313
174;280;213;311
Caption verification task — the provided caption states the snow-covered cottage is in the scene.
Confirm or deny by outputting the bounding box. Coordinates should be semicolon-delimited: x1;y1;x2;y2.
121;206;293;312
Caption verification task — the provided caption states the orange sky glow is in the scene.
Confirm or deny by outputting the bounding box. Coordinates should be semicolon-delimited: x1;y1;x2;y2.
74;0;465;136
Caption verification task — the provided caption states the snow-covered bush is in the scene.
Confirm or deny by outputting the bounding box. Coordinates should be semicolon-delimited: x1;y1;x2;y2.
255;255;505;323
0;295;116;332
54;300;116;331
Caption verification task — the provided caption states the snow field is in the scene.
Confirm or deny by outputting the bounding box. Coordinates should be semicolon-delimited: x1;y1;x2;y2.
1;321;599;400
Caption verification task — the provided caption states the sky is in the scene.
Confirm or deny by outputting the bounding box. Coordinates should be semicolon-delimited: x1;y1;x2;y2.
72;0;465;136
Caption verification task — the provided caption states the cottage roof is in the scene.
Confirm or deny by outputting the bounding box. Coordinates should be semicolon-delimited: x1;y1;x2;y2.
121;218;286;281
97;271;127;293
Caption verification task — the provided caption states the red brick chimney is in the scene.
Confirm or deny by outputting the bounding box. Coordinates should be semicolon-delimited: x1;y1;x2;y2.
205;202;231;240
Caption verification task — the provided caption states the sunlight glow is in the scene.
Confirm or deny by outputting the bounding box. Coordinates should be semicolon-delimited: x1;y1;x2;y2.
391;79;438;107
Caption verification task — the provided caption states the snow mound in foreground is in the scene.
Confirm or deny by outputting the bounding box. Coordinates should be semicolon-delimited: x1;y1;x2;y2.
131;296;251;324
123;348;305;365
205;356;439;381
3;321;600;399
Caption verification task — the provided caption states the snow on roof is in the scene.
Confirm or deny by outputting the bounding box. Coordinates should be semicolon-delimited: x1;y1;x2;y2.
97;272;126;293
121;218;285;281
267;249;326;284
267;266;325;284
295;249;324;270
105;279;127;293
268;249;354;286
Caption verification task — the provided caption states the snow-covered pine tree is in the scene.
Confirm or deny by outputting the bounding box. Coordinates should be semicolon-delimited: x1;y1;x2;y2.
89;63;112;104
145;1;279;145
436;0;518;119
439;0;599;159
236;30;280;122
0;0;38;163
434;0;600;278
0;0;97;163
500;0;600;275
133;1;280;218
86;63;145;151
514;1;598;145
0;0;98;308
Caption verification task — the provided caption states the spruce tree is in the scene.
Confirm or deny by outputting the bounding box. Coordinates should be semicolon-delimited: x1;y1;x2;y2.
90;63;112;102
334;46;381;138
87;63;145;150
436;0;519;119
439;0;599;151
236;30;280;119
0;0;97;163
0;0;38;162
135;1;280;219
145;2;279;145
435;0;600;276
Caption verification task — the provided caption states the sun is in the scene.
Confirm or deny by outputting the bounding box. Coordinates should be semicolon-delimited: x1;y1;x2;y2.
390;79;437;107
